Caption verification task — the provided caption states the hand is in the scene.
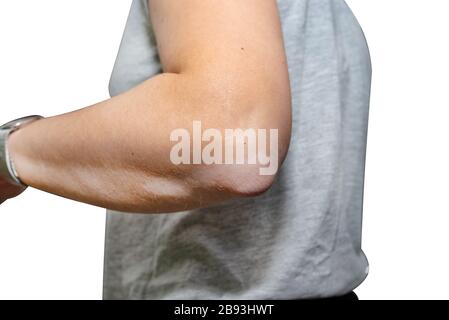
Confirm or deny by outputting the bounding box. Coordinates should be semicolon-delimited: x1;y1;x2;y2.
0;177;26;204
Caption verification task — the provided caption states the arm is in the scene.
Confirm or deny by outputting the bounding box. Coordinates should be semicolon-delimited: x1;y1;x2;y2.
4;0;291;213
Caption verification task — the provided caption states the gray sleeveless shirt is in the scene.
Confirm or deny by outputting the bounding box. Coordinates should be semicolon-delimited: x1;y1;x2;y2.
104;0;371;299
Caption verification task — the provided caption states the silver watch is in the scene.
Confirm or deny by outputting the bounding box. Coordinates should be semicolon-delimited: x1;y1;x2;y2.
0;115;43;187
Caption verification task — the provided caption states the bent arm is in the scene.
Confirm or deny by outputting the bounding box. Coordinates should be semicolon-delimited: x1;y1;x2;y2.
7;0;291;213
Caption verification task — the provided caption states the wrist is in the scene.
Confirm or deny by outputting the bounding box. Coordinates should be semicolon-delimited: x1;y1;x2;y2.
0;115;43;187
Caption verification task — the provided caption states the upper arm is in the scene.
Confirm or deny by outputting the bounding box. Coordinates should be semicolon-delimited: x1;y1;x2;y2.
150;0;290;126
148;0;287;75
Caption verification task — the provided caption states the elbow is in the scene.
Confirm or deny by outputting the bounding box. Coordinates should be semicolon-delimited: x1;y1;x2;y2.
178;65;292;198
202;156;286;198
225;123;291;197
193;163;279;199
222;81;291;197
227;167;278;197
193;99;291;198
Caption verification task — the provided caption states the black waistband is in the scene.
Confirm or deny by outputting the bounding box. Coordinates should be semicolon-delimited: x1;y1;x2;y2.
293;291;359;301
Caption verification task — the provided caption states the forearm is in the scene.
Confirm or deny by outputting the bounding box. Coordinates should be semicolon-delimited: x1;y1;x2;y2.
8;72;289;213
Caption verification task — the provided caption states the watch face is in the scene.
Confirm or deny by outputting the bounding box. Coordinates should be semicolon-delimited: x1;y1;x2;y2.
0;115;43;130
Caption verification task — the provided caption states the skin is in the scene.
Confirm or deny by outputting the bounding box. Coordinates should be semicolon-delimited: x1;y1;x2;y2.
1;0;292;213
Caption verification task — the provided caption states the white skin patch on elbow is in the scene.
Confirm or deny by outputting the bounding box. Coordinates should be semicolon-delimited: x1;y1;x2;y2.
141;175;191;198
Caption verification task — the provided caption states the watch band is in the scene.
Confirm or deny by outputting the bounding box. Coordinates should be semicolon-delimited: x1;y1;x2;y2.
0;115;43;187
0;129;23;186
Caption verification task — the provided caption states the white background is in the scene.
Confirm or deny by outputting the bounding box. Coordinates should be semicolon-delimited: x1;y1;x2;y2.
0;0;448;300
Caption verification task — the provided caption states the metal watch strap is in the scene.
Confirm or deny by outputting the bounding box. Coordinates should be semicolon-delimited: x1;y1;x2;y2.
0;115;43;187
0;128;23;186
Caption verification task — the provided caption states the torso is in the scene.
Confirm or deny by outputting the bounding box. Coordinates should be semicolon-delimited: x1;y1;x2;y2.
104;0;371;299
